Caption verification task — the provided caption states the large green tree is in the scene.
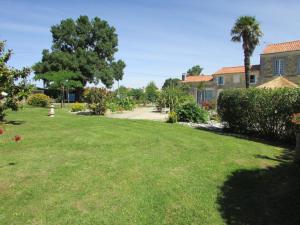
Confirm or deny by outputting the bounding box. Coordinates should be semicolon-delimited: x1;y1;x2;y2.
33;16;125;98
231;16;263;88
145;81;159;103
129;88;145;103
187;65;203;76
0;41;31;121
162;78;181;89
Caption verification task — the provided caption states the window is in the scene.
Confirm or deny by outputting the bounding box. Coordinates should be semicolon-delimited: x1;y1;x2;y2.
274;59;284;75
249;75;256;84
205;90;214;101
233;75;240;83
217;76;224;85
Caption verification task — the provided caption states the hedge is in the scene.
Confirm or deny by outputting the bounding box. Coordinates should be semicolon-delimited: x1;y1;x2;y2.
217;88;300;143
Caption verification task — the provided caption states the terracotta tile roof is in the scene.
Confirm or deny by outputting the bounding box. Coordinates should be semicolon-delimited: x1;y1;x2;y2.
182;75;213;83
213;65;260;75
263;40;300;54
257;76;298;89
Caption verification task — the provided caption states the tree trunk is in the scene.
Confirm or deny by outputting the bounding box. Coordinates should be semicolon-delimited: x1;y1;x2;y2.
67;88;70;103
117;80;120;98
244;50;250;89
295;132;300;163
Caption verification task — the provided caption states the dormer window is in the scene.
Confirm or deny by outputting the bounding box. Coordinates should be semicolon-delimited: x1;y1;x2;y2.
274;59;284;75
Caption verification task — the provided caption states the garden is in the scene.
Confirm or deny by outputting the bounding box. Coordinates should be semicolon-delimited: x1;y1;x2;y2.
2;106;300;225
1;13;300;225
2;69;300;224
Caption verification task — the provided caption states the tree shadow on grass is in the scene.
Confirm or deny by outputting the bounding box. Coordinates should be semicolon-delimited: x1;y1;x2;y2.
3;120;26;125
0;162;17;168
196;127;293;149
217;149;300;225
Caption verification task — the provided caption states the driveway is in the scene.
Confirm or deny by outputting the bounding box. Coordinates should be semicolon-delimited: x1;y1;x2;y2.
106;106;168;121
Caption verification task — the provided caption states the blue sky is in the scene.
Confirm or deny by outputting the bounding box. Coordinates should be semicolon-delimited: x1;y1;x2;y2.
1;0;299;88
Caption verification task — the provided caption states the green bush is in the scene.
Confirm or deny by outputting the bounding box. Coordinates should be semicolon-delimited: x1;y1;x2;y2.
217;88;300;142
106;101;120;112
71;102;85;112
83;88;109;115
27;93;51;107
117;97;135;111
129;88;145;104
107;97;135;112
175;102;209;123
156;86;194;112
167;111;178;123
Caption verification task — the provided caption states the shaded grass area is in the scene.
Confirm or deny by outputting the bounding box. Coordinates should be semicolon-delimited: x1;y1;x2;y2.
218;149;300;225
0;107;293;225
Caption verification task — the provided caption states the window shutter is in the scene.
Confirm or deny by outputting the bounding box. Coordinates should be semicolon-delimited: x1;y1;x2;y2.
282;58;286;75
272;59;276;76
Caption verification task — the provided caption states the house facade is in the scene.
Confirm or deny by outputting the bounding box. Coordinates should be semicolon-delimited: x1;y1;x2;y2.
182;40;300;103
181;75;214;104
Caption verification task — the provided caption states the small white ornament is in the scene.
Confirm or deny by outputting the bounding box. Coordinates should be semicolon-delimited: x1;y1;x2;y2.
1;91;8;97
48;104;55;117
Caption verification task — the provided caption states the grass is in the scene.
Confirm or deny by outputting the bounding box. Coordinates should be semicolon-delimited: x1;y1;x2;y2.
0;107;297;225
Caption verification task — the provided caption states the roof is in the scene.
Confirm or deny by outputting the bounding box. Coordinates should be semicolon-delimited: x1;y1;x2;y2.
257;76;298;89
213;65;260;75
181;75;213;83
263;40;300;54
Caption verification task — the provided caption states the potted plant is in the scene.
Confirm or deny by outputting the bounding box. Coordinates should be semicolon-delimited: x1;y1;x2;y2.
292;113;300;163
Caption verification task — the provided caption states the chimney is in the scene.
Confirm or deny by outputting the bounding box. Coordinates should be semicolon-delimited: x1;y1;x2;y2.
182;73;186;81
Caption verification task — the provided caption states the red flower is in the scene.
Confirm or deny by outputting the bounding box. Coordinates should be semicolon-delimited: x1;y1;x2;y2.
13;135;21;142
0;128;3;135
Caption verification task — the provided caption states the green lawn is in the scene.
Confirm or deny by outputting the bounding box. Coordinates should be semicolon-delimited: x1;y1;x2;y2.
0;107;298;225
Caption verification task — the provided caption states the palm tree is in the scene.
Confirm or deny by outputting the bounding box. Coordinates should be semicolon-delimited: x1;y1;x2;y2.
231;16;263;88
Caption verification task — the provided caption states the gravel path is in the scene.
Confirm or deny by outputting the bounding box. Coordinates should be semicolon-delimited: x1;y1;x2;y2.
106;107;168;121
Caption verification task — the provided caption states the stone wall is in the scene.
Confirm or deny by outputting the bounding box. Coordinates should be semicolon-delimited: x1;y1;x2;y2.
213;70;260;90
260;50;300;84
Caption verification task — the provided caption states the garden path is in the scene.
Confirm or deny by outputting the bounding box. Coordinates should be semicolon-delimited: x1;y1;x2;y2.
106;106;168;121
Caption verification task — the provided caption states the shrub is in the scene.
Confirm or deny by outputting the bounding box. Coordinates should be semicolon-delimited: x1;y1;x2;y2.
175;102;209;123
210;111;221;122
83;88;109;115
0;41;31;121
217;88;300;142
71;102;85;112
107;97;135;112
106;101;120;112
167;111;178;123
129;88;145;104
156;86;194;112
156;92;167;112
27;93;51;107
117;97;135;111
